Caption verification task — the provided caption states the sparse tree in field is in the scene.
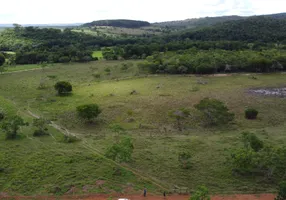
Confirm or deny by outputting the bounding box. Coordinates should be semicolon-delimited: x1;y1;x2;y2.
54;81;72;96
194;98;234;126
33;118;49;136
178;152;192;169
189;185;210;200
1;116;28;139
76;104;101;122
105;136;134;162
275;181;286;200
169;108;190;131
109;124;125;141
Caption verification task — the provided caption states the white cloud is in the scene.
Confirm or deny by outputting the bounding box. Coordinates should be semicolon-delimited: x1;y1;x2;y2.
0;0;285;24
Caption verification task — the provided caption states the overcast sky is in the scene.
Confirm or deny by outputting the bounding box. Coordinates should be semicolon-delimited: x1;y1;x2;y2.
1;0;285;24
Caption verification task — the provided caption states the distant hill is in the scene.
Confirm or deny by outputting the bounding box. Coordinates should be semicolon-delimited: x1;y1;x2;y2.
82;19;151;28
173;15;286;42
153;12;286;29
153;15;244;28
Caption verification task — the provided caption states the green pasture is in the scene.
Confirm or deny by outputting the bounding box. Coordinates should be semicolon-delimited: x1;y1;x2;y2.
0;60;285;195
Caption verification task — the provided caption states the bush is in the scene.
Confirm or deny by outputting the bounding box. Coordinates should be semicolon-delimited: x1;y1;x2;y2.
1;116;28;139
92;73;101;78
190;185;210;200
245;108;258;119
76;104;101;121
105;136;134;162
33;130;49;137
276;181;286;200
241;132;264;152
194;98;234;126
62;134;80;143
0;111;5;121
54;81;72;95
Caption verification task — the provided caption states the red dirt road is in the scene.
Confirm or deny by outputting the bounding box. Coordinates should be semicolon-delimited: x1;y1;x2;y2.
2;194;275;200
85;194;275;200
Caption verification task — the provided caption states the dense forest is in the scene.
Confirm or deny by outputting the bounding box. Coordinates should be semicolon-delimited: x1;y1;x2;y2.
82;19;151;28
1;13;286;66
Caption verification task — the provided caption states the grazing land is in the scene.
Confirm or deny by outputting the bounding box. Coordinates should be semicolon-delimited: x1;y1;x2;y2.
0;60;286;196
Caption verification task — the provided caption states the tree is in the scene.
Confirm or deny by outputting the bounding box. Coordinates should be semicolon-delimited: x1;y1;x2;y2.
76;104;101;121
54;81;72;95
194;98;234;126
178;152;192;169
0;53;5;67
105;136;134;162
190;185;210;200
32;118;49;136
1;116;28;139
276;181;286;200
169;108;190;131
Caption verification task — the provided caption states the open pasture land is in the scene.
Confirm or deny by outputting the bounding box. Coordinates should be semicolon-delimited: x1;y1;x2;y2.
0;60;286;195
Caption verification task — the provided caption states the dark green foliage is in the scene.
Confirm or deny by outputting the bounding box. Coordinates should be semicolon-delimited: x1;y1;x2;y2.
54;81;72;95
33;130;49;137
105;136;134;162
76;104;101;121
194;98;234;126
0;53;5;66
241;132;264;152
0;111;4;121
276;181;286;200
178;152;192;169
1;116;28;139
58;56;70;63
32;118;49;137
82;19;150;28
245;108;259;119
189;185;210;200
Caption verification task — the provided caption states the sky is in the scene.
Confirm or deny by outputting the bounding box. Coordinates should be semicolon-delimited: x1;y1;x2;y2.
0;0;285;24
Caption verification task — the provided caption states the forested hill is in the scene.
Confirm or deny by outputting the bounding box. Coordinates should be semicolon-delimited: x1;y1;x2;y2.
82;19;151;28
166;16;286;43
153;15;244;28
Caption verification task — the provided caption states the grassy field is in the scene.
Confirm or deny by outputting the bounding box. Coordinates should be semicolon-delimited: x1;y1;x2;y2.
0;60;286;195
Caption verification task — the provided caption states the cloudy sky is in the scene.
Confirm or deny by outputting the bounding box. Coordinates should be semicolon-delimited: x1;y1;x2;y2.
0;0;285;24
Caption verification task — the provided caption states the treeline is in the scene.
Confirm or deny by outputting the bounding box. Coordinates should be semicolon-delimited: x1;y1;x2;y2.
139;49;286;74
102;41;284;60
82;19;151;28
166;17;286;43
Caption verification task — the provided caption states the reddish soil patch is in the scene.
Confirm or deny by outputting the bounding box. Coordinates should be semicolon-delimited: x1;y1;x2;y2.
0;193;276;200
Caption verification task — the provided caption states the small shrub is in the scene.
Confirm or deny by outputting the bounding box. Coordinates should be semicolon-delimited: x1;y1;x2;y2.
0;111;5;121
169;108;190;131
276;181;286;200
121;63;129;71
62;134;80;143
241;132;264;152
47;75;57;79
245;108;258;119
190;185;210;200
92;73;101;78
54;81;72;96
33;130;49;137
76;104;101;121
